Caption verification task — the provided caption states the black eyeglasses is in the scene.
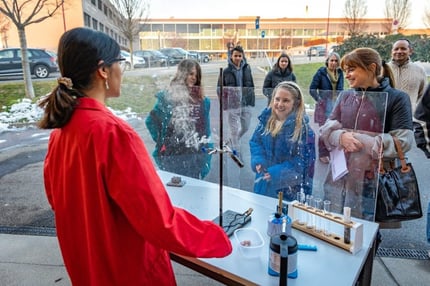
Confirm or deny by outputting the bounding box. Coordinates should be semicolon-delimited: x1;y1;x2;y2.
111;58;126;72
112;57;126;63
99;58;125;66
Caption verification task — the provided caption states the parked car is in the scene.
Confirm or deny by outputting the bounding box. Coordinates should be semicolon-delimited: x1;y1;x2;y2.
159;48;191;65
120;50;146;70
44;50;58;64
188;51;211;63
133;50;167;67
0;48;58;78
307;46;327;57
329;45;339;54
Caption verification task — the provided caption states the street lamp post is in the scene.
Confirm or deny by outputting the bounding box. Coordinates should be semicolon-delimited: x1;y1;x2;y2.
255;16;260;58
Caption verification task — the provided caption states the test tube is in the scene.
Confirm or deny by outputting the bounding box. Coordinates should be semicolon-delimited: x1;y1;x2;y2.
294;192;301;223
344;207;351;244
323;200;331;236
306;195;314;229
314;198;323;233
296;191;306;224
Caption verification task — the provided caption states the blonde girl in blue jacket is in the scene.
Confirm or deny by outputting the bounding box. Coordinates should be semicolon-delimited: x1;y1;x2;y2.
250;81;316;200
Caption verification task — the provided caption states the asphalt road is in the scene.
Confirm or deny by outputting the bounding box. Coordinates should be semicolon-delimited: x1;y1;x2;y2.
0;58;429;252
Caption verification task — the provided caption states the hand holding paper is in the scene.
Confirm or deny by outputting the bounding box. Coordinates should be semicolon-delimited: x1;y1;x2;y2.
330;147;349;181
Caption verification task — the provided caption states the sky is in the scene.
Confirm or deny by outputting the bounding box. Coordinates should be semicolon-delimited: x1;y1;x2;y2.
149;0;428;29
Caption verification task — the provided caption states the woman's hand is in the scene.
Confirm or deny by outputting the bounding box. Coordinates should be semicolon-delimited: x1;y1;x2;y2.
340;132;363;153
256;164;263;173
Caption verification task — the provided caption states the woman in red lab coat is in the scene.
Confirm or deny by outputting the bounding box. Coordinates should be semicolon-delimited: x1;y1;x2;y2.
38;27;231;286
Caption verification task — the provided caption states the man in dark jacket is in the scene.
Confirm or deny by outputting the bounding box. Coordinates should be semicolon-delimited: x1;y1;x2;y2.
414;84;430;158
217;46;255;151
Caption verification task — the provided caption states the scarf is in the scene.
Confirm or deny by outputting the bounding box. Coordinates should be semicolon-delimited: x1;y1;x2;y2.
326;68;338;97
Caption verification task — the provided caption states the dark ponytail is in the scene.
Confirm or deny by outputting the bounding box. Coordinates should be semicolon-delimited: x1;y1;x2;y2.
381;60;396;88
38;80;85;129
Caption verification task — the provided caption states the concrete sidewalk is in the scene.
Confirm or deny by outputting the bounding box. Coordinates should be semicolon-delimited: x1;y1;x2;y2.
0;233;429;286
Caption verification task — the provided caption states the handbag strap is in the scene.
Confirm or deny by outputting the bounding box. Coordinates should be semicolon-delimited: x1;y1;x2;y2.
392;136;411;173
378;135;410;174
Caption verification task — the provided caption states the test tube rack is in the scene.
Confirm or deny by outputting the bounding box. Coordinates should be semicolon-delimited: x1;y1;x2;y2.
288;202;363;254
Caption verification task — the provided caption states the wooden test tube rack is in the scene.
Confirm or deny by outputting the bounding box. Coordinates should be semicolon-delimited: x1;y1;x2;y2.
288;202;363;254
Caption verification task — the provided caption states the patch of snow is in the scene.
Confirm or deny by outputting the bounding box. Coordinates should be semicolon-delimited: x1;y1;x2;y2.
0;99;141;133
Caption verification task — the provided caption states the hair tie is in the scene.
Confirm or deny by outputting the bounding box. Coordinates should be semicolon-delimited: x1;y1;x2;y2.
381;60;386;66
57;77;73;90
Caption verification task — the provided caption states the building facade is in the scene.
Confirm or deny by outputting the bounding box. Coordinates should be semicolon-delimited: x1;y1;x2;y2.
139;17;393;58
1;0;128;51
3;4;426;57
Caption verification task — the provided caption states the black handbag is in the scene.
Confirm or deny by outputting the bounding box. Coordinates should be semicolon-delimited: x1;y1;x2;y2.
376;136;423;222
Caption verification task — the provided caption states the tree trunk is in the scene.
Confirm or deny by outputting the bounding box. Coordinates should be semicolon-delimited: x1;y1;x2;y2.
17;26;35;99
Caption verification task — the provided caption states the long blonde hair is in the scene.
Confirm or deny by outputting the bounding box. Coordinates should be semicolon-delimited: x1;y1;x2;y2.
266;81;305;141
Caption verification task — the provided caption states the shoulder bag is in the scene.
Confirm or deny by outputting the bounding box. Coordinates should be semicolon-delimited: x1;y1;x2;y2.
376;135;423;222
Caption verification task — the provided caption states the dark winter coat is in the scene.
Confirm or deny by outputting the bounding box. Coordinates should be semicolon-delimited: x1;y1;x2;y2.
262;68;296;101
309;67;344;124
217;61;255;110
329;78;412;135
414;84;430;158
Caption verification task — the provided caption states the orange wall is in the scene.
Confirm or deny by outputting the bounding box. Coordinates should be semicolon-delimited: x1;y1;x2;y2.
5;1;84;52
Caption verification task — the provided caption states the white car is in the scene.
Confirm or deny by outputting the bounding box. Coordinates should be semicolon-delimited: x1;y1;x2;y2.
120;50;146;70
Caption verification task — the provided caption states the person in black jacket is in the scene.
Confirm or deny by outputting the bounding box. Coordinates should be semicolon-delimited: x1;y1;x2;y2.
320;47;413;222
217;46;255;151
414;84;430;158
309;52;344;163
262;53;296;105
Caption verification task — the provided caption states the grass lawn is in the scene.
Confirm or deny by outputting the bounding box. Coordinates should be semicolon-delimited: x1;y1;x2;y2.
0;61;356;114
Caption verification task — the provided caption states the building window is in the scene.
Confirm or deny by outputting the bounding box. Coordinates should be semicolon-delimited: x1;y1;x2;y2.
188;24;199;33
98;0;102;10
99;23;104;33
92;18;98;30
84;13;91;27
104;4;107;15
151;24;163;32
164;24;174;32
176;24;187;33
91;0;96;5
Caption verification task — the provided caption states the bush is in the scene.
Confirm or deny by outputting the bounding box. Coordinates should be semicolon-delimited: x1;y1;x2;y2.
336;34;430;62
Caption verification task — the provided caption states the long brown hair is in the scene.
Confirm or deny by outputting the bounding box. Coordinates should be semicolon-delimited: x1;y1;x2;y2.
340;47;396;88
169;59;204;101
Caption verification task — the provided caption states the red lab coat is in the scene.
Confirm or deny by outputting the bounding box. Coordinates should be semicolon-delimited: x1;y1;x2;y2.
43;98;232;285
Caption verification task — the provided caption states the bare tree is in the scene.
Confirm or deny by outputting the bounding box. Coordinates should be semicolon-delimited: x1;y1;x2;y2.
343;0;368;36
0;12;10;48
111;0;150;69
0;0;64;99
384;0;411;33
